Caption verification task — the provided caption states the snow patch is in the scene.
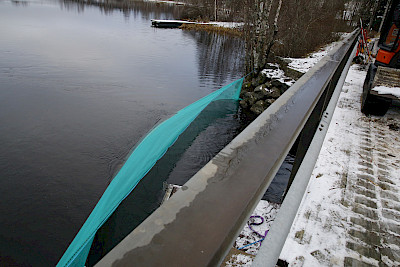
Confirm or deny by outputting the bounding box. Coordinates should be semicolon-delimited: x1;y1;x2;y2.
207;22;244;29
286;34;352;74
224;254;253;267
286;42;337;73
224;200;280;266
261;68;294;86
267;62;279;69
260;41;341;84
372;86;400;98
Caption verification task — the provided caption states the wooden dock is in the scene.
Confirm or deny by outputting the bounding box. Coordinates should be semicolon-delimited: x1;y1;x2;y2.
151;19;195;28
151;19;244;29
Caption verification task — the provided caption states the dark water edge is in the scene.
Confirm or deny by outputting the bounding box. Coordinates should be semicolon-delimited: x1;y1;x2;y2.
263;153;295;203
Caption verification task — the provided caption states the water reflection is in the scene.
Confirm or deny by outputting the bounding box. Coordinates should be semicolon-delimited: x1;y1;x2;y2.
11;0;29;6
183;30;245;87
60;0;183;20
0;0;245;266
58;0;246;87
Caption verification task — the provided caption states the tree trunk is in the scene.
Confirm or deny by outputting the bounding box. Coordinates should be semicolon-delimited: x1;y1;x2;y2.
367;0;380;32
214;0;217;21
259;0;273;68
264;0;282;62
252;0;275;73
378;0;392;33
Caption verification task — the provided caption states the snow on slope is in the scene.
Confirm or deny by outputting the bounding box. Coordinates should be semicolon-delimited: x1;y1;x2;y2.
286;42;338;73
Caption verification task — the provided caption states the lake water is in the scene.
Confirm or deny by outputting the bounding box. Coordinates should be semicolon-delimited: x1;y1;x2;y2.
0;0;246;265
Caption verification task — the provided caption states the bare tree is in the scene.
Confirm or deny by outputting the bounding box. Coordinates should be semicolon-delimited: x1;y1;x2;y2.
245;0;347;72
264;0;282;62
378;0;392;33
245;0;276;73
368;0;380;32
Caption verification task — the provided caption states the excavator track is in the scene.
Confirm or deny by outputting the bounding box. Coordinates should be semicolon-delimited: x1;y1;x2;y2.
371;66;400;100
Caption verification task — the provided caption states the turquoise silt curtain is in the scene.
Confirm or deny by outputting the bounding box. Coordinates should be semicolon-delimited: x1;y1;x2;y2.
57;77;244;267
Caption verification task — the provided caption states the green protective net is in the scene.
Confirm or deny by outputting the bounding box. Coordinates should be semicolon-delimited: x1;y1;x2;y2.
57;77;244;266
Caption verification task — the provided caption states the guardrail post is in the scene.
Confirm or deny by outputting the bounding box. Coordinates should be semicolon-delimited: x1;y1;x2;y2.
284;34;358;197
252;39;358;267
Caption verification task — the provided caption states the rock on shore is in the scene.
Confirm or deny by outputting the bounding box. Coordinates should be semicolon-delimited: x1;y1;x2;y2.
240;71;290;115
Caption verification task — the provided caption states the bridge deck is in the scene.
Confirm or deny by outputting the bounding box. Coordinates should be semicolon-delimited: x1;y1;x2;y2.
278;65;400;266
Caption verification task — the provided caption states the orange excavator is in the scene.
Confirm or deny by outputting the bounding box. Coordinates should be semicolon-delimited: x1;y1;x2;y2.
362;0;400;115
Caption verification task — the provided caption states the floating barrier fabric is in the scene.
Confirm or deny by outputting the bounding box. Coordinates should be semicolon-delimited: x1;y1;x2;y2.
57;77;244;266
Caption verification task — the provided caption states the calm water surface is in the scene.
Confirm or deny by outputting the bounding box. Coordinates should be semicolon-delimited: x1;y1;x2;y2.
0;1;245;265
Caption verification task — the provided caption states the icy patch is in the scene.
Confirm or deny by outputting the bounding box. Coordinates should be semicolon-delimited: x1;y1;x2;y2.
372;86;400;98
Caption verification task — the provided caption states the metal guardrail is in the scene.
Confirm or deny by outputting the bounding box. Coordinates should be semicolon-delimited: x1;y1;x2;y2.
96;30;359;267
253;41;358;267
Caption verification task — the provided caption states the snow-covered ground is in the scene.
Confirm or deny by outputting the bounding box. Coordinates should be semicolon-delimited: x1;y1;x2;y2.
224;40;343;267
223;201;281;266
286;42;338;73
287;34;352;74
261;40;340;86
279;64;400;266
225;39;400;266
